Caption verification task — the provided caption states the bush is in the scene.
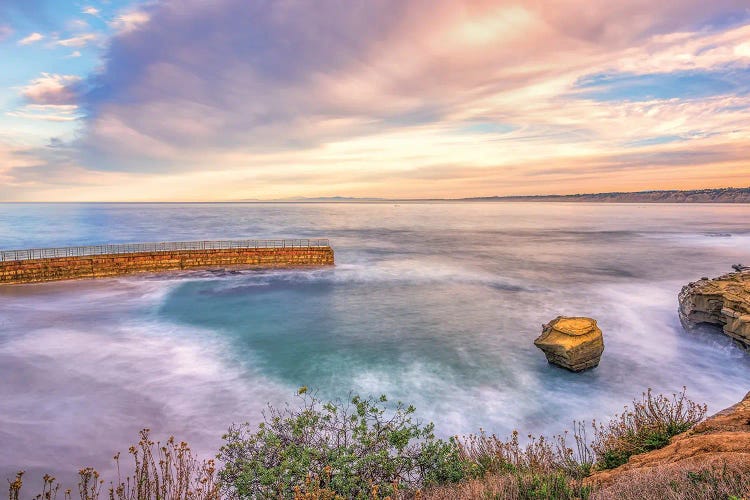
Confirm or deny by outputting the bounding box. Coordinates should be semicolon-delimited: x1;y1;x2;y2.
218;389;465;498
589;388;706;469
456;420;594;480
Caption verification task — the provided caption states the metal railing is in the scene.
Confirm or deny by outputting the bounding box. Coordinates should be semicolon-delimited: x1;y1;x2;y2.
0;239;331;262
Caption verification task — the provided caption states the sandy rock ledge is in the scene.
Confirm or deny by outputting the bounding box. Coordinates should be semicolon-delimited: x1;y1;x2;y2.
678;269;750;347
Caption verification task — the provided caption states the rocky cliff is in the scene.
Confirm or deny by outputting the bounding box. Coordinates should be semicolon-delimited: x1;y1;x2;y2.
678;269;750;347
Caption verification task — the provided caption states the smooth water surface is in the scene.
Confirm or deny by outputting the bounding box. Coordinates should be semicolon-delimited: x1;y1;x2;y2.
1;202;749;483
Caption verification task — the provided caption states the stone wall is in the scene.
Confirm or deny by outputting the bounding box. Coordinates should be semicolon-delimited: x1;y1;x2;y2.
0;247;334;284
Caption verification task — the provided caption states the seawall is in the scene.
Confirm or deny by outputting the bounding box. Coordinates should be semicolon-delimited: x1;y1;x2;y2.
0;246;334;284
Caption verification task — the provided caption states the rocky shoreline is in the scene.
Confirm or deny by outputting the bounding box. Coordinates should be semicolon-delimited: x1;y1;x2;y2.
678;268;750;347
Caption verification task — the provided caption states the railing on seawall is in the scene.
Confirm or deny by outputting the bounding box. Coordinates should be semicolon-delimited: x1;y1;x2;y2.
0;239;331;262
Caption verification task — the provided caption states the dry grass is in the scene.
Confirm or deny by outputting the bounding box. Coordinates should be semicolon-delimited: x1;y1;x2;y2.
591;461;750;500
7;430;219;500
422;472;589;500
422;461;750;500
456;426;592;479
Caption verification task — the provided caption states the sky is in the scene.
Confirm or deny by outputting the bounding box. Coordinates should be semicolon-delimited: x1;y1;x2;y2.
0;1;749;201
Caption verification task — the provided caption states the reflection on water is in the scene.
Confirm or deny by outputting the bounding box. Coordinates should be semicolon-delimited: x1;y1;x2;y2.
1;202;749;484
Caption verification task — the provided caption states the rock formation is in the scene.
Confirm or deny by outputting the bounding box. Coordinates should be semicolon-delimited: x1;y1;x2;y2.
587;390;750;490
534;316;604;372
678;269;750;347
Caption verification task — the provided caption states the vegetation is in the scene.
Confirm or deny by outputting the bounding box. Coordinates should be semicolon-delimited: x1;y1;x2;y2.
8;429;218;500
6;387;741;500
217;388;463;498
589;388;706;470
422;462;750;500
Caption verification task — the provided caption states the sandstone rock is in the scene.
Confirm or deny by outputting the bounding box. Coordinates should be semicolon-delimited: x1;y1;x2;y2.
678;269;750;348
534;316;604;372
587;390;750;490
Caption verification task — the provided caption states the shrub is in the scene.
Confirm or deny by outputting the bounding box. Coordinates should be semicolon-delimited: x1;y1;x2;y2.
589;387;706;469
218;389;465;498
456;420;594;480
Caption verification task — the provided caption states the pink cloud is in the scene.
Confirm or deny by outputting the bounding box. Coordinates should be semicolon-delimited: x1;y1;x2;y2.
8;0;750;200
0;24;12;41
17;32;43;45
22;73;81;105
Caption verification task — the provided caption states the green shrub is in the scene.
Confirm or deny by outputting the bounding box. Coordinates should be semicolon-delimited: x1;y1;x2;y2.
218;389;465;498
515;471;591;500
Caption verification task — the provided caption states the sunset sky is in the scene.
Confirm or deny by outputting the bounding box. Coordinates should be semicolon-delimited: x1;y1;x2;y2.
1;1;749;201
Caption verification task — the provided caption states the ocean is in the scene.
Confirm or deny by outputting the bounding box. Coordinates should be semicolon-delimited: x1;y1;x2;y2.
1;202;749;484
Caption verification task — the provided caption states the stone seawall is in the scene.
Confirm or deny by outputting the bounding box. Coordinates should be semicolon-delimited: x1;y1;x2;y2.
0;247;334;284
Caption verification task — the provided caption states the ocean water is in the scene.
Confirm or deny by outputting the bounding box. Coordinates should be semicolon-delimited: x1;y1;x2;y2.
1;202;749;485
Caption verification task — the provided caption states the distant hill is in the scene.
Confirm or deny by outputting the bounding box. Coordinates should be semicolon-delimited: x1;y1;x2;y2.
461;187;750;203
242;187;750;203
272;196;386;202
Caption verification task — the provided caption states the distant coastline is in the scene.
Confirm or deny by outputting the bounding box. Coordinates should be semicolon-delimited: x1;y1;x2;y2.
3;187;750;204
461;186;750;203
261;187;750;203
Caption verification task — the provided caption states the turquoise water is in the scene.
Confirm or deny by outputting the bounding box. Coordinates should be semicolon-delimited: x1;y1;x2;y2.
1;202;749;483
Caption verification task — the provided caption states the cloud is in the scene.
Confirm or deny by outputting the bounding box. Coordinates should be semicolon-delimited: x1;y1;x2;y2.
17;32;44;45
6;104;81;122
7;0;750;200
82;6;99;16
0;24;13;41
66;50;82;58
55;32;98;48
68;19;91;32
22;73;81;105
109;10;150;34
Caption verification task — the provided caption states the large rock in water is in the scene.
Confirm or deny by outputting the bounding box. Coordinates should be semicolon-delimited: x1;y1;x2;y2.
534;316;604;371
678;269;750;347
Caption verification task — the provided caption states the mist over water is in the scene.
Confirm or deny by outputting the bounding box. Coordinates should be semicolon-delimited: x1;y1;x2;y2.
1;202;750;485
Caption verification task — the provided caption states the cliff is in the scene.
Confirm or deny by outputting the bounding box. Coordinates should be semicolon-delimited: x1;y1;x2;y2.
678;269;750;347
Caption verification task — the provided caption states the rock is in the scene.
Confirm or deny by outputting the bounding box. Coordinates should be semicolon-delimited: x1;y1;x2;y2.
534;316;604;372
586;390;750;490
678;269;750;348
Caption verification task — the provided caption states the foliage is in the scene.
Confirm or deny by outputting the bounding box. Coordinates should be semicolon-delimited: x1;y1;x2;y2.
5;387;712;500
218;389;464;498
589;387;706;469
456;418;594;481
444;389;707;498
